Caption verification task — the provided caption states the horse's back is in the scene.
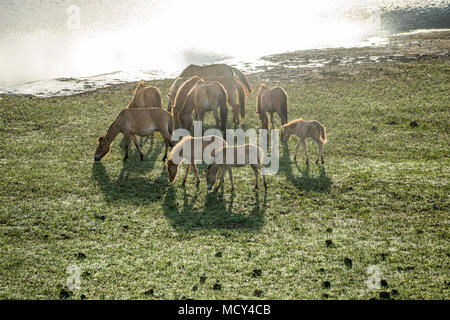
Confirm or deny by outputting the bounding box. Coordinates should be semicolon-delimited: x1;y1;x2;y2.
180;64;233;78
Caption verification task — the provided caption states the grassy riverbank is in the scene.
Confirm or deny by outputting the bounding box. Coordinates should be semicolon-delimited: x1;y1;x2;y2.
0;41;449;298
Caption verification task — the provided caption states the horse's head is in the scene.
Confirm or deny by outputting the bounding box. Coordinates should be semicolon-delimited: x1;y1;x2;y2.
180;114;193;131
205;164;219;191
166;159;178;182
94;136;111;161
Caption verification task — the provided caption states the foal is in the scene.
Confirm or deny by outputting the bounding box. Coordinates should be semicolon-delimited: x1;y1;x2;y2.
166;135;227;185
281;118;327;164
205;144;267;191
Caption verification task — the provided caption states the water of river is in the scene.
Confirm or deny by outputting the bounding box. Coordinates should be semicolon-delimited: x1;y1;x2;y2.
0;0;449;96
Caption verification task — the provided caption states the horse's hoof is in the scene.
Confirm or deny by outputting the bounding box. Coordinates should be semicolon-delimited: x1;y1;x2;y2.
140;155;144;161
315;159;319;164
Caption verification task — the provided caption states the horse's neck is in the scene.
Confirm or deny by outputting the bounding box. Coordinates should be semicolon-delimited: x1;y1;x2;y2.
105;120;120;143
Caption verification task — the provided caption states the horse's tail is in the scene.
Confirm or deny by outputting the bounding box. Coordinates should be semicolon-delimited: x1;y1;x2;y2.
231;67;251;93
256;90;261;114
218;84;228;132
319;123;327;143
280;90;288;125
257;147;264;166
237;83;246;120
155;88;163;108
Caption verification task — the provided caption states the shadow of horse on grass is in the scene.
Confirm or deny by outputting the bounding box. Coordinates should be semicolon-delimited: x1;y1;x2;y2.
279;141;332;193
162;181;267;232
91;148;267;232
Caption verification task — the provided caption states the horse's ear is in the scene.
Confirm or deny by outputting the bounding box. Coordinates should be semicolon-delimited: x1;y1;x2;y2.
98;136;104;143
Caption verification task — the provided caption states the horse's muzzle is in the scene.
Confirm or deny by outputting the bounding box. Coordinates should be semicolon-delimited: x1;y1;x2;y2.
207;185;212;191
94;155;101;161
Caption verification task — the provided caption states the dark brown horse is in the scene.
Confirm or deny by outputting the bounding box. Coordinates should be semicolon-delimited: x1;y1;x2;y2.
180;63;252;93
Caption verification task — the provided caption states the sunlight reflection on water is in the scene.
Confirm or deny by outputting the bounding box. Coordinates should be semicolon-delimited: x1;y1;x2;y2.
0;0;448;94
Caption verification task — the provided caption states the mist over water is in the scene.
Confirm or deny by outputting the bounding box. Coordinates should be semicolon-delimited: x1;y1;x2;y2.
0;0;449;95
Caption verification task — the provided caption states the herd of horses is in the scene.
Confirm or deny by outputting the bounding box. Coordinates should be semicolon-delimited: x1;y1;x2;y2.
94;63;327;190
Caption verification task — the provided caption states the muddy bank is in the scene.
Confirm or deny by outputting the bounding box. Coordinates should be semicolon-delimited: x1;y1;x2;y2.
248;30;450;83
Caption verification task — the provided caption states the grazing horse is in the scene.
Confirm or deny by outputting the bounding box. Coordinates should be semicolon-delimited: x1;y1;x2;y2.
166;135;227;185
281;118;327;164
205;144;267;191
128;81;162;109
171;76;202;127
94;108;174;162
179;80;228;132
169;76;246;126
257;84;288;130
179;63;252;93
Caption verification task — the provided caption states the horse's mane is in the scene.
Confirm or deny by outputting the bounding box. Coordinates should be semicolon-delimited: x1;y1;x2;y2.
103;109;126;139
286;118;303;127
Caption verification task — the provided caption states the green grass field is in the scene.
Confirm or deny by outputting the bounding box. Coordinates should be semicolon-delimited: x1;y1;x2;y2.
0;60;448;299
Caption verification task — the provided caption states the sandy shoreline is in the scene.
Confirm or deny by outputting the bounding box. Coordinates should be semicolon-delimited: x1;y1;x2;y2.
1;29;449;98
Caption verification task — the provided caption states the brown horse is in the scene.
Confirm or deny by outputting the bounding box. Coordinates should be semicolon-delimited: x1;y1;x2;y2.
179;63;252;93
281;118;327;164
128;81;162;146
94;108;174;162
171;76;202;128
166;135;227;185
257;84;288;130
128;81;162;109
205;144;267;191
169;76;246;126
179;80;228;132
204;76;246;126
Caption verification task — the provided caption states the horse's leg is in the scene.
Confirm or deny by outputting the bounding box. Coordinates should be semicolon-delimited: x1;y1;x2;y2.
227;166;234;190
316;140;324;164
123;134;130;161
162;139;169;162
270;112;274;129
213;166;225;191
192;164;200;185
182;164;191;185
194;108;201;121
213;108;220;128
260;165;268;189
251;165;259;189
233;104;239;126
131;135;144;161
294;138;302;160
302;140;309;164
